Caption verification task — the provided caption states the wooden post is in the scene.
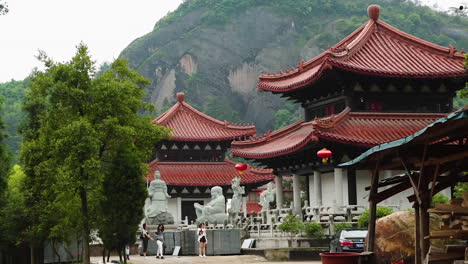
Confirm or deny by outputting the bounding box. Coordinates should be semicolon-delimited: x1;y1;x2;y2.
418;169;431;263
367;162;380;252
414;203;421;264
420;190;430;262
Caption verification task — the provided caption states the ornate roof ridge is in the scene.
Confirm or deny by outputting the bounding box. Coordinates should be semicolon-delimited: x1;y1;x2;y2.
375;20;465;59
312;107;351;129
149;159;273;174
231;119;305;146
154;101;255;131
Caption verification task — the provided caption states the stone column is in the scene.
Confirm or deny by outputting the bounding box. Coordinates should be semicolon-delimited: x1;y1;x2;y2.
313;171;322;207
308;174;314;206
334;168;344;207
275;175;283;209
242;196;247;218
292;173;302;216
176;197;182;223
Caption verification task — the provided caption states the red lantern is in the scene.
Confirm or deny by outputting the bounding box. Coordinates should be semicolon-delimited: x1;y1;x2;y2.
235;163;248;175
317;148;332;163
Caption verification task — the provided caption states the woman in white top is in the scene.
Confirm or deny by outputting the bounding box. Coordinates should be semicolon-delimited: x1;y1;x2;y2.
197;223;207;257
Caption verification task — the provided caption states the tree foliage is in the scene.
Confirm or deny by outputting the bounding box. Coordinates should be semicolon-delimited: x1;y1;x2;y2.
303;221;325;239
20;43;170;264
158;0;468;50
357;206;393;228
0;79;28;161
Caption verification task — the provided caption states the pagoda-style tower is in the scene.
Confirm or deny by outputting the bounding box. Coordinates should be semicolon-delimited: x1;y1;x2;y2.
149;92;274;223
232;5;467;216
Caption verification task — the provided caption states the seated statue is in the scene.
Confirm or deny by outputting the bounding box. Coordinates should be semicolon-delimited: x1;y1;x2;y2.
259;182;276;212
145;171;174;224
194;186;228;224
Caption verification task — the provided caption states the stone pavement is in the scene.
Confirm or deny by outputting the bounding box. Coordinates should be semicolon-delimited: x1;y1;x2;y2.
91;255;322;264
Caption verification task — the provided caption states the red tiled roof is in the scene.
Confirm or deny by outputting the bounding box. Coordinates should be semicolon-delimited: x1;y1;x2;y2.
148;159;274;186
153;93;256;141
243;202;262;215
258;6;467;93
231;121;318;159
231;108;447;159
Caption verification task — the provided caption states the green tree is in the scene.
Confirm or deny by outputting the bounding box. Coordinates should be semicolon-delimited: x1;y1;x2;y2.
279;215;304;247
303;221;325;239
431;193;449;208
22;44;170;264
357;206;393;228
0;165;27;248
0;95;10;198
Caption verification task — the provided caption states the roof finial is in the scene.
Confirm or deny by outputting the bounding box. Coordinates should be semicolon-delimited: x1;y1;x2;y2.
367;5;380;21
176;92;185;102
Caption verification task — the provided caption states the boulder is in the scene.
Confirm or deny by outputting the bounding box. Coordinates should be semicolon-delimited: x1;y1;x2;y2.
374;211;449;264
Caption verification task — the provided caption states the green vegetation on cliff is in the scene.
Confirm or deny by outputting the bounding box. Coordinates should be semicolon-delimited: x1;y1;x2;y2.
121;0;468;133
157;0;468;50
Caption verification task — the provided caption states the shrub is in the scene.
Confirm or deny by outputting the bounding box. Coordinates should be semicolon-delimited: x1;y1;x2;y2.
431;193;449;207
333;222;353;234
357;207;393;228
304;221;325;239
278;215;304;236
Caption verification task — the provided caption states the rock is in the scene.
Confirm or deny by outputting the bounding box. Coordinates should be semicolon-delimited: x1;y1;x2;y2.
374;211;450;264
146;212;174;225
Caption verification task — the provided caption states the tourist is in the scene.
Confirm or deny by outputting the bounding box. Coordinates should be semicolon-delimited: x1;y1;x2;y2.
141;223;153;258
155;224;165;259
197;223;207;257
125;244;130;260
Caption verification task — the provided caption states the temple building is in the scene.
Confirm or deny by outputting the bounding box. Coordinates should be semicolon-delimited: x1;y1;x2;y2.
231;5;467;216
149;92;274;223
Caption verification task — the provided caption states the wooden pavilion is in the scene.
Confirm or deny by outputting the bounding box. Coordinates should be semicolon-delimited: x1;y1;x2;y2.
340;107;468;264
149;92;274;223
231;5;467;216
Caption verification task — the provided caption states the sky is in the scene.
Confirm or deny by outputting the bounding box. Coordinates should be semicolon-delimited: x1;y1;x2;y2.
0;0;184;82
0;0;465;83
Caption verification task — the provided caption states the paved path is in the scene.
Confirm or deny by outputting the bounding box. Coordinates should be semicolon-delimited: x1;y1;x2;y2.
91;255;322;264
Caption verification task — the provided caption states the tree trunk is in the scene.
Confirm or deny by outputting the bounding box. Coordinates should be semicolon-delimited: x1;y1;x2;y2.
118;248;122;263
79;187;90;264
107;249;111;262
102;248;106;264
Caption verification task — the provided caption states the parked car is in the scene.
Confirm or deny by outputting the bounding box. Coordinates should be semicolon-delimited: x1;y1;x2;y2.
330;228;368;252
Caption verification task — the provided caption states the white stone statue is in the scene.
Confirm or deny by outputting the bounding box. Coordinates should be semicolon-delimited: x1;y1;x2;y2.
194;186;228;224
229;177;244;215
145;171;174;224
259;182;276;212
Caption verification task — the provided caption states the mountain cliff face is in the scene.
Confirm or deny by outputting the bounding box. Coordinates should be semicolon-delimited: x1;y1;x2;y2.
119;0;468;132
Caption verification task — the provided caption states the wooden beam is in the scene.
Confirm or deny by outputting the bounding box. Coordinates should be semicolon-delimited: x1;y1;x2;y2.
375;179;412;203
429;163;440;199
413;150;468;167
408;173;468;203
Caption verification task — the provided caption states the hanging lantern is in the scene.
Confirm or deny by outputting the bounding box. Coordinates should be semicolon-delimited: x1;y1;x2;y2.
317;148;332;163
235;163;248;175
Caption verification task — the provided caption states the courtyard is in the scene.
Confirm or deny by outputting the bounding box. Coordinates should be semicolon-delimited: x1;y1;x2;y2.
91;255;322;264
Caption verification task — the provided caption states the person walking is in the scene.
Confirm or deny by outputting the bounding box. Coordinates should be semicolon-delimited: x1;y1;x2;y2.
125;244;130;260
141;223;153;258
155;224;165;259
197;223;207;257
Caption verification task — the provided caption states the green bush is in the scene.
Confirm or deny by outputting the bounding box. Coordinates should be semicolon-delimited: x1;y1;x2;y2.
431;193;449;207
278;215;304;235
304;221;325;239
333;222;353;234
357;207;393;228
